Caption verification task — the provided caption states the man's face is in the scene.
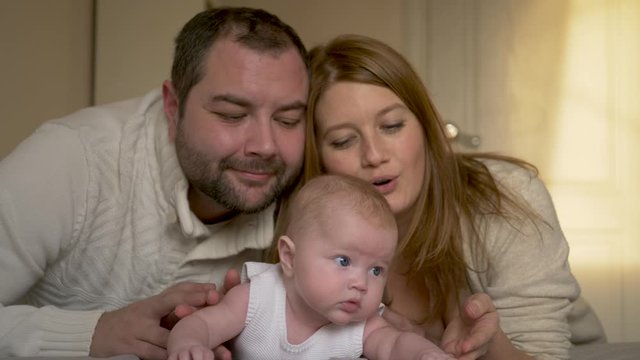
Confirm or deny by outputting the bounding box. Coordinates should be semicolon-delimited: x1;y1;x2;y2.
164;38;308;221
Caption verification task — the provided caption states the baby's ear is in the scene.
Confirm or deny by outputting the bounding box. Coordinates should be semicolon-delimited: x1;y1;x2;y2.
278;235;296;277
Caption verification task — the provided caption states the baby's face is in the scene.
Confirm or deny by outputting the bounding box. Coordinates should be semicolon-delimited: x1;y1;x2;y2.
291;207;397;325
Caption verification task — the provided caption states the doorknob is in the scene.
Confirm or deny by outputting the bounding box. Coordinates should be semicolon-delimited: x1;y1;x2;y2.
445;122;481;148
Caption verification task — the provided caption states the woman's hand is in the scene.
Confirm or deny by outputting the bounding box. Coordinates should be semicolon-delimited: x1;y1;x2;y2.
441;293;499;360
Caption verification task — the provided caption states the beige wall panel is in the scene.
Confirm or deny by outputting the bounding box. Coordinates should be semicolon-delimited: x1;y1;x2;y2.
214;0;406;52
94;0;206;104
0;0;93;159
94;0;409;105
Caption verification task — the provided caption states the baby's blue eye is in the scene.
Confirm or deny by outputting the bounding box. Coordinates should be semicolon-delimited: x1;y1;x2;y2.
335;256;350;267
370;266;383;277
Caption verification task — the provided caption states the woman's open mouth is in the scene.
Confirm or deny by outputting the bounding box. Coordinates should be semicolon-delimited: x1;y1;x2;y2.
371;177;396;194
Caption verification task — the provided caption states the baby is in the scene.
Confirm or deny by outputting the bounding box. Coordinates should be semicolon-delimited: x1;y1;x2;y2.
168;174;453;359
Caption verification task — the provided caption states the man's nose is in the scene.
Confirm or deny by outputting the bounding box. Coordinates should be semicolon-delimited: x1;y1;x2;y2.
245;117;277;158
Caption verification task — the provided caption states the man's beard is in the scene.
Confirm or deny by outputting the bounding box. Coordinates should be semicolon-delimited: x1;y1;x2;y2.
174;125;300;214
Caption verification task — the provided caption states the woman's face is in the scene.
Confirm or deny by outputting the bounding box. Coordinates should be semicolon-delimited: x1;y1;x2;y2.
314;82;426;220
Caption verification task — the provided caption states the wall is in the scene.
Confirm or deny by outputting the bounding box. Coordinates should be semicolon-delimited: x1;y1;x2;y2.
95;0;408;104
0;0;410;158
0;0;93;159
214;0;406;52
93;0;204;104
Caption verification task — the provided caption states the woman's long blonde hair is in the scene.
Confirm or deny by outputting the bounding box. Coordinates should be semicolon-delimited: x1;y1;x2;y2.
274;34;537;323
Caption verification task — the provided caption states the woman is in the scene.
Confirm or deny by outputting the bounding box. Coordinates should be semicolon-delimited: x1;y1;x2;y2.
292;34;595;360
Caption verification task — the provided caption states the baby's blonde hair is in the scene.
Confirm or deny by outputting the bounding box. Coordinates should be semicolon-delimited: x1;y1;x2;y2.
284;174;396;241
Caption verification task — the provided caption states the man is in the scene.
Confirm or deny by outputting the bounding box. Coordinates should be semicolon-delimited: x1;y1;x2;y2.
0;7;308;359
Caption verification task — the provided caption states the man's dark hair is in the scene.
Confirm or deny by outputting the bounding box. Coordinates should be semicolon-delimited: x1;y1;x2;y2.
171;7;308;116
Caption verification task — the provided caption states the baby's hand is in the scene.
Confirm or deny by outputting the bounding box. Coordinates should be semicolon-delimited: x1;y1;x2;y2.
418;352;457;360
168;345;214;360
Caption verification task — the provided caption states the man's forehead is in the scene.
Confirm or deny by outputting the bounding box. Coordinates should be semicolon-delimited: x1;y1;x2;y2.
198;41;307;107
207;36;304;66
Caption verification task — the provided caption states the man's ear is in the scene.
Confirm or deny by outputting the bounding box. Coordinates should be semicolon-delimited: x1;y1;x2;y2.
162;80;179;142
278;235;296;277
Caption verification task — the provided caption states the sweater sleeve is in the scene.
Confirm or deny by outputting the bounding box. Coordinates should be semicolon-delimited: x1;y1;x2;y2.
0;123;102;356
466;161;580;360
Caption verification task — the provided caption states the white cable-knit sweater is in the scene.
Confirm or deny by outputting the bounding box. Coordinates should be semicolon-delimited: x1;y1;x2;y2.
0;90;275;356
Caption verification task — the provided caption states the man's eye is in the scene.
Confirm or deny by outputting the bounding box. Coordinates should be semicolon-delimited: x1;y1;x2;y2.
334;256;350;267
370;266;383;277
214;112;245;121
275;117;301;128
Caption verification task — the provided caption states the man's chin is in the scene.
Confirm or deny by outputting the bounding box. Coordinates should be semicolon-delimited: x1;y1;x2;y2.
235;189;278;213
222;173;292;213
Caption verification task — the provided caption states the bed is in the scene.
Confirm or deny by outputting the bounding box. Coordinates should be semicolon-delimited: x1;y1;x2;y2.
3;344;640;360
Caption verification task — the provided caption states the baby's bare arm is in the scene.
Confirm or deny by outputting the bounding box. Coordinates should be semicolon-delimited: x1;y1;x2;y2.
167;283;250;360
363;315;455;360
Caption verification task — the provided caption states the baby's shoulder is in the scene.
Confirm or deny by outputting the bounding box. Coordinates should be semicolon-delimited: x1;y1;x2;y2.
241;262;279;282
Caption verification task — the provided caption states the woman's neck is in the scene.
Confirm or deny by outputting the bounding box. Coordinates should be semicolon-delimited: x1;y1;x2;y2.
395;210;413;242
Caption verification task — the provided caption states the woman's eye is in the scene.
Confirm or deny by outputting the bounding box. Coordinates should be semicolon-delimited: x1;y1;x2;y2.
329;136;355;150
381;121;405;133
370;266;383;277
334;256;350;267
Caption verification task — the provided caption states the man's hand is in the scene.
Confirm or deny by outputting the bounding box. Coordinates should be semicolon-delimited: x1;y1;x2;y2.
441;293;499;360
164;268;242;328
168;269;241;360
90;281;220;360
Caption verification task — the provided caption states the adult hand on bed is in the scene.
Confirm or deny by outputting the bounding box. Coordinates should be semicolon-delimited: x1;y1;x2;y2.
162;269;241;328
90;269;241;360
166;269;241;360
441;293;498;360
